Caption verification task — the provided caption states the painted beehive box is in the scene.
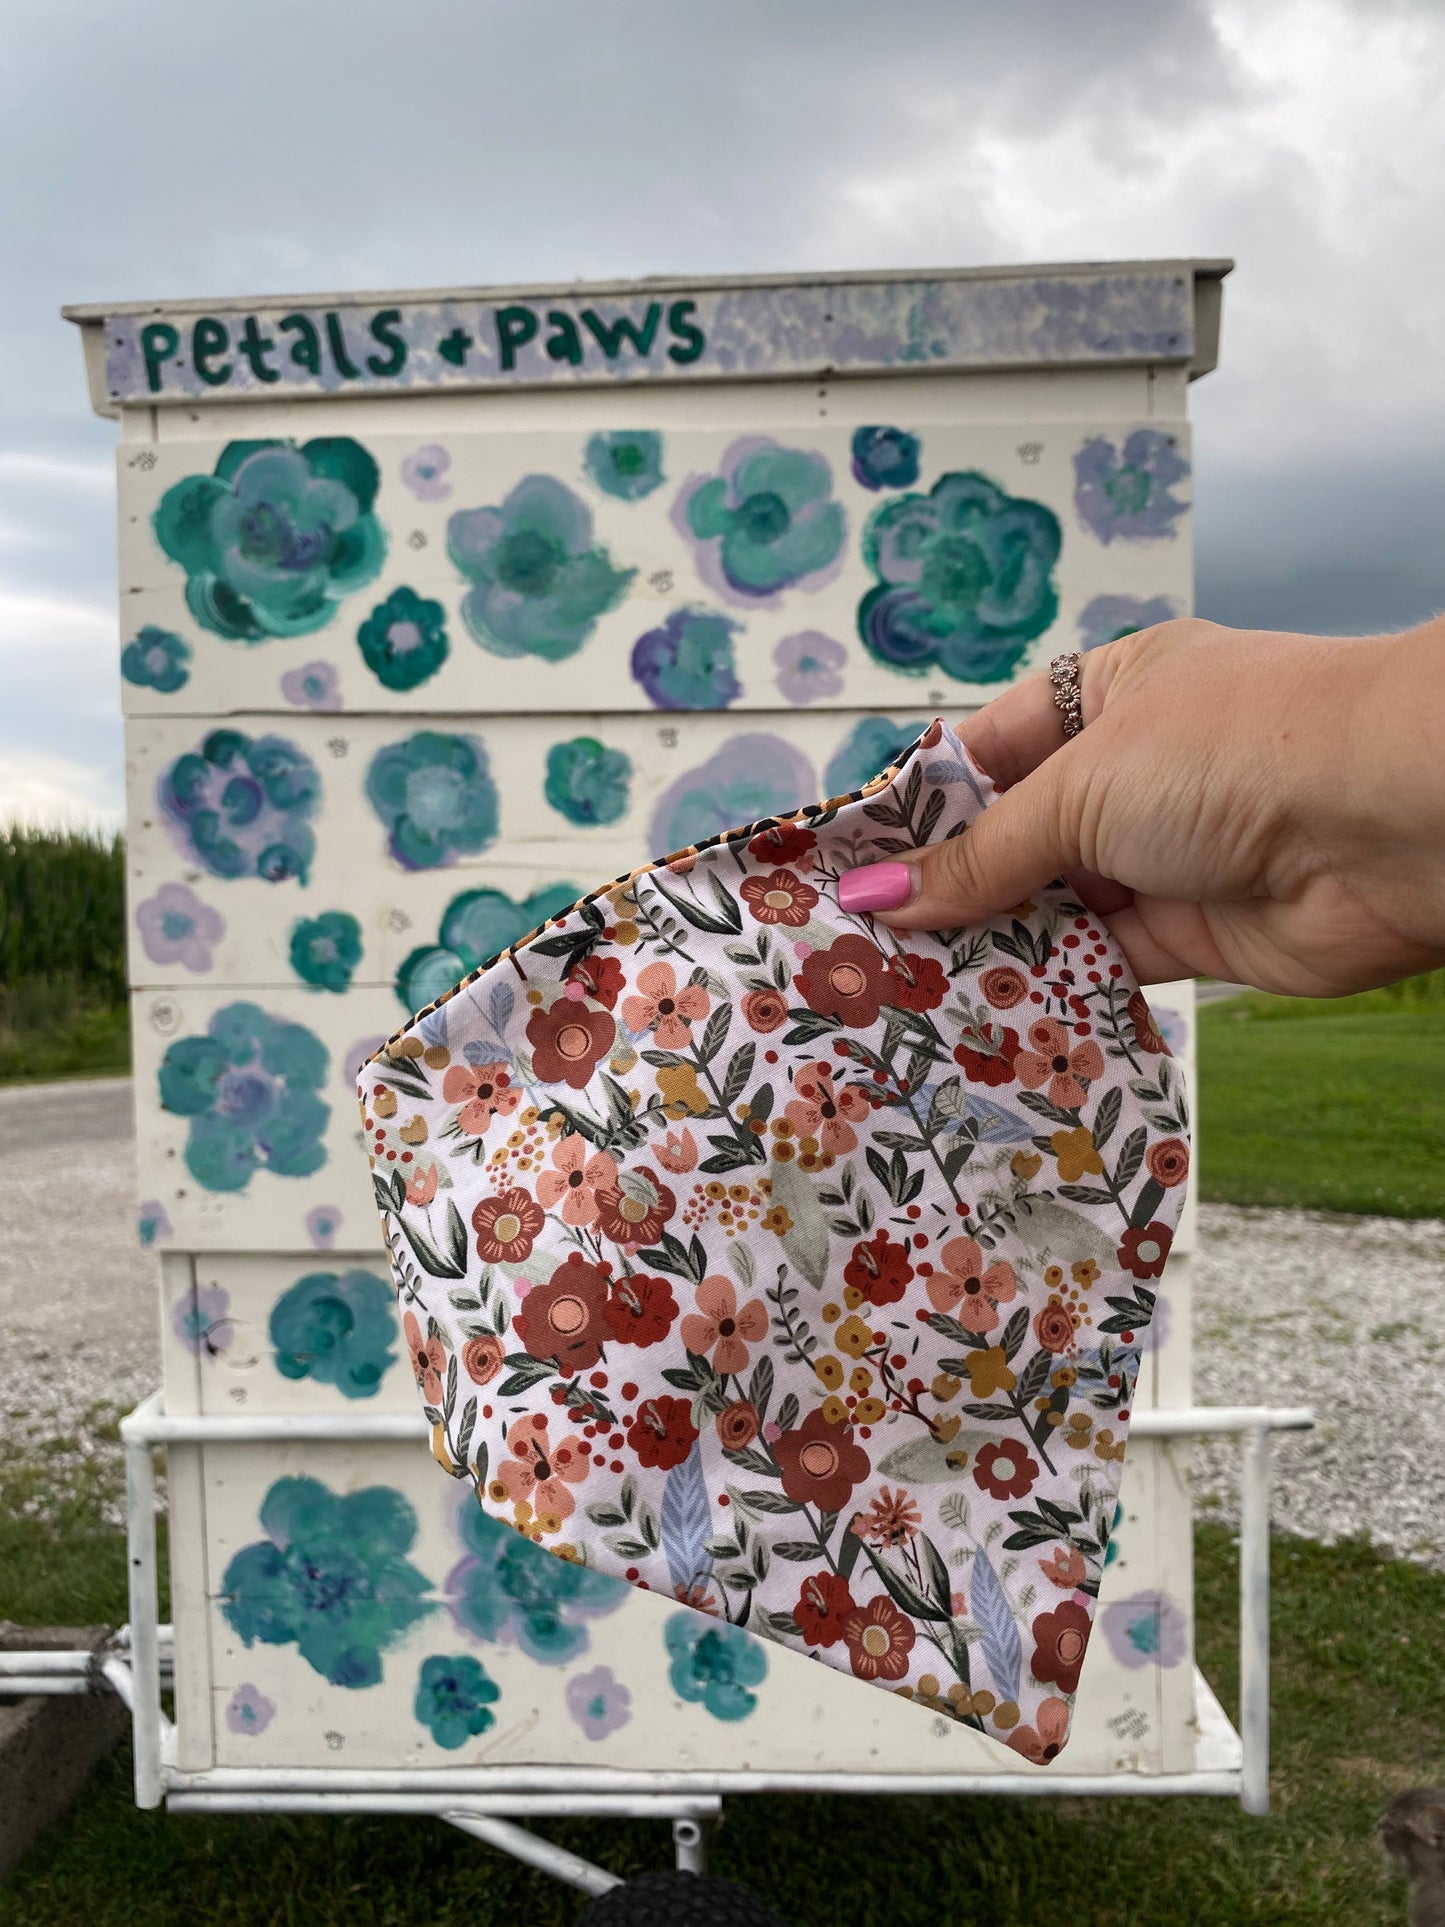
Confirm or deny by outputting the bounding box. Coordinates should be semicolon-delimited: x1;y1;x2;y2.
74;263;1218;1780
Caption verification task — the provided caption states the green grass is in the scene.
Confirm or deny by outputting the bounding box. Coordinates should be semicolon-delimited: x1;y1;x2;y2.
0;975;130;1083
2;1525;1436;1924
1198;986;1445;1217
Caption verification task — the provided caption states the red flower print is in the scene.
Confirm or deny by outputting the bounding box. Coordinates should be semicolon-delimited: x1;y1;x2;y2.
972;1438;1039;1501
881;951;948;1013
844;1230;915;1308
441;1060;520;1136
741;987;789;1034
1006;1695;1070;1763
1127;989;1167;1055
786;1061;870;1156
526;1000;615;1090
681;1274;769;1376
602;1272;678;1348
1030;1598;1092;1695
655;1128;699;1174
1040;1545;1087;1590
626;1393;697;1471
461;1333;505;1385
404;1163;439;1207
534;1133;619;1226
842;1594;916;1683
1014;1019;1105;1110
514;1252;612;1371
979;964;1028;1010
566;952;625;1009
471;1186;546;1264
748;822;817;866
621;961;710;1050
1118;1221;1173;1279
925;1234;1018;1333
497;1413;590;1523
795;1571;855;1648
1145;1137;1189;1187
795;933;887;1028
775;1408;871;1511
403;1310;447;1406
858;1485;922;1548
1033;1302;1077;1354
715;1399;760;1452
740;867;821;929
953;1023;1021;1088
596;1168;676;1249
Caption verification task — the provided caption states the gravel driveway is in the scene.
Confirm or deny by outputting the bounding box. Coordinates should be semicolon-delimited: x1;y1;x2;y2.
1;1079;1442;1565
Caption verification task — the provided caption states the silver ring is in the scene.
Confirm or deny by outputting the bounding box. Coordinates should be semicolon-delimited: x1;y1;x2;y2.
1049;652;1084;738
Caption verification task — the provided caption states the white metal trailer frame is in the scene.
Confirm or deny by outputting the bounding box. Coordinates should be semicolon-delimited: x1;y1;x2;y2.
2;1396;1312;1899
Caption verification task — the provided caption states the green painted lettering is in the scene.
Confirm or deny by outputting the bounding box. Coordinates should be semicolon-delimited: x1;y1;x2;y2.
580;303;661;360
325;312;362;379
237;316;278;383
192;316;232;386
140;322;179;394
544;311;583;365
667;299;706;365
366;307;407;377
279;313;322;376
495;305;539;372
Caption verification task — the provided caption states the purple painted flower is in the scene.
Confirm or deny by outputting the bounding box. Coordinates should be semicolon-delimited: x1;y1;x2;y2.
135;883;225;974
137;1200;173;1249
566;1665;632;1741
649;734;817;855
280;661;342;711
1074;430;1190;544
225;1681;277;1736
305;1204;342;1251
1101;1589;1188;1670
1078;593;1178;652
673;438;845;608
631;607;742;710
1157;1007;1189;1057
401;444;453;503
773;631;846;705
345;1034;389;1089
172;1283;233;1358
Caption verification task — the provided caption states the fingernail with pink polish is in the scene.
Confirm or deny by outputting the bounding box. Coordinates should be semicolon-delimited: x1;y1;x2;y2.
838;860;916;914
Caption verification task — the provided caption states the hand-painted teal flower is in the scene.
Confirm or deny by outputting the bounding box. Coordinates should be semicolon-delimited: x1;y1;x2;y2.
365;731;499;870
824;717;928;798
153;437;386;642
121;624;191;693
448;474;635;662
1101;1588;1187;1669
446;1503;625;1665
630;607;743;710
289;911;363;992
585;430;665;502
396;883;579;1011
857;470;1061;683
158;1001;330;1192
665;1612;766;1722
545;737;632;827
269;1268;397;1399
649;734;816;854
1074;429;1189;544
415;1653;500;1749
138;1200;173;1248
677;438;845;604
355;585;449;691
221;1475;434;1689
158;728;320;883
851;425;920;492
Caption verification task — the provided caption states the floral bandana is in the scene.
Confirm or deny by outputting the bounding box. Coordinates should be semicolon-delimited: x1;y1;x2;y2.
361;720;1189;1760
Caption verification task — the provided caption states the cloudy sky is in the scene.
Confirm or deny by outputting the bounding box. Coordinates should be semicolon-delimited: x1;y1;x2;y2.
2;0;1442;824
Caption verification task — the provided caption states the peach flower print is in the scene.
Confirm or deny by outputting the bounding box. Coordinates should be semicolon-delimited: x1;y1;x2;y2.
1013;1019;1105;1110
535;1132;619;1225
680;1274;769;1376
621;961;709;1050
925;1235;1019;1334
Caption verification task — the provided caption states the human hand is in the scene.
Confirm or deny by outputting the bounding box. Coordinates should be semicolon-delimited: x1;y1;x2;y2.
838;617;1445;994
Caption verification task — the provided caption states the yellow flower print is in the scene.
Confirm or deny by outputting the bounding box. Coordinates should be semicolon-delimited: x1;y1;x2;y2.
820;1395;849;1426
1051;1126;1105;1182
854;1396;886;1424
814;1355;844;1390
762;1203;793;1236
834;1314;874;1359
849;1365;873;1394
1010;1150;1043;1180
931;1372;962;1402
657;1062;709;1117
609;1045;639;1075
964;1346;1017;1398
1094;1426;1126;1462
1071;1258;1101;1287
1063;1411;1093;1450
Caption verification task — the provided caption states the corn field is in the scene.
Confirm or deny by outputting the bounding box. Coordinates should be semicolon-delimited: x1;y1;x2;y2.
0;825;126;995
